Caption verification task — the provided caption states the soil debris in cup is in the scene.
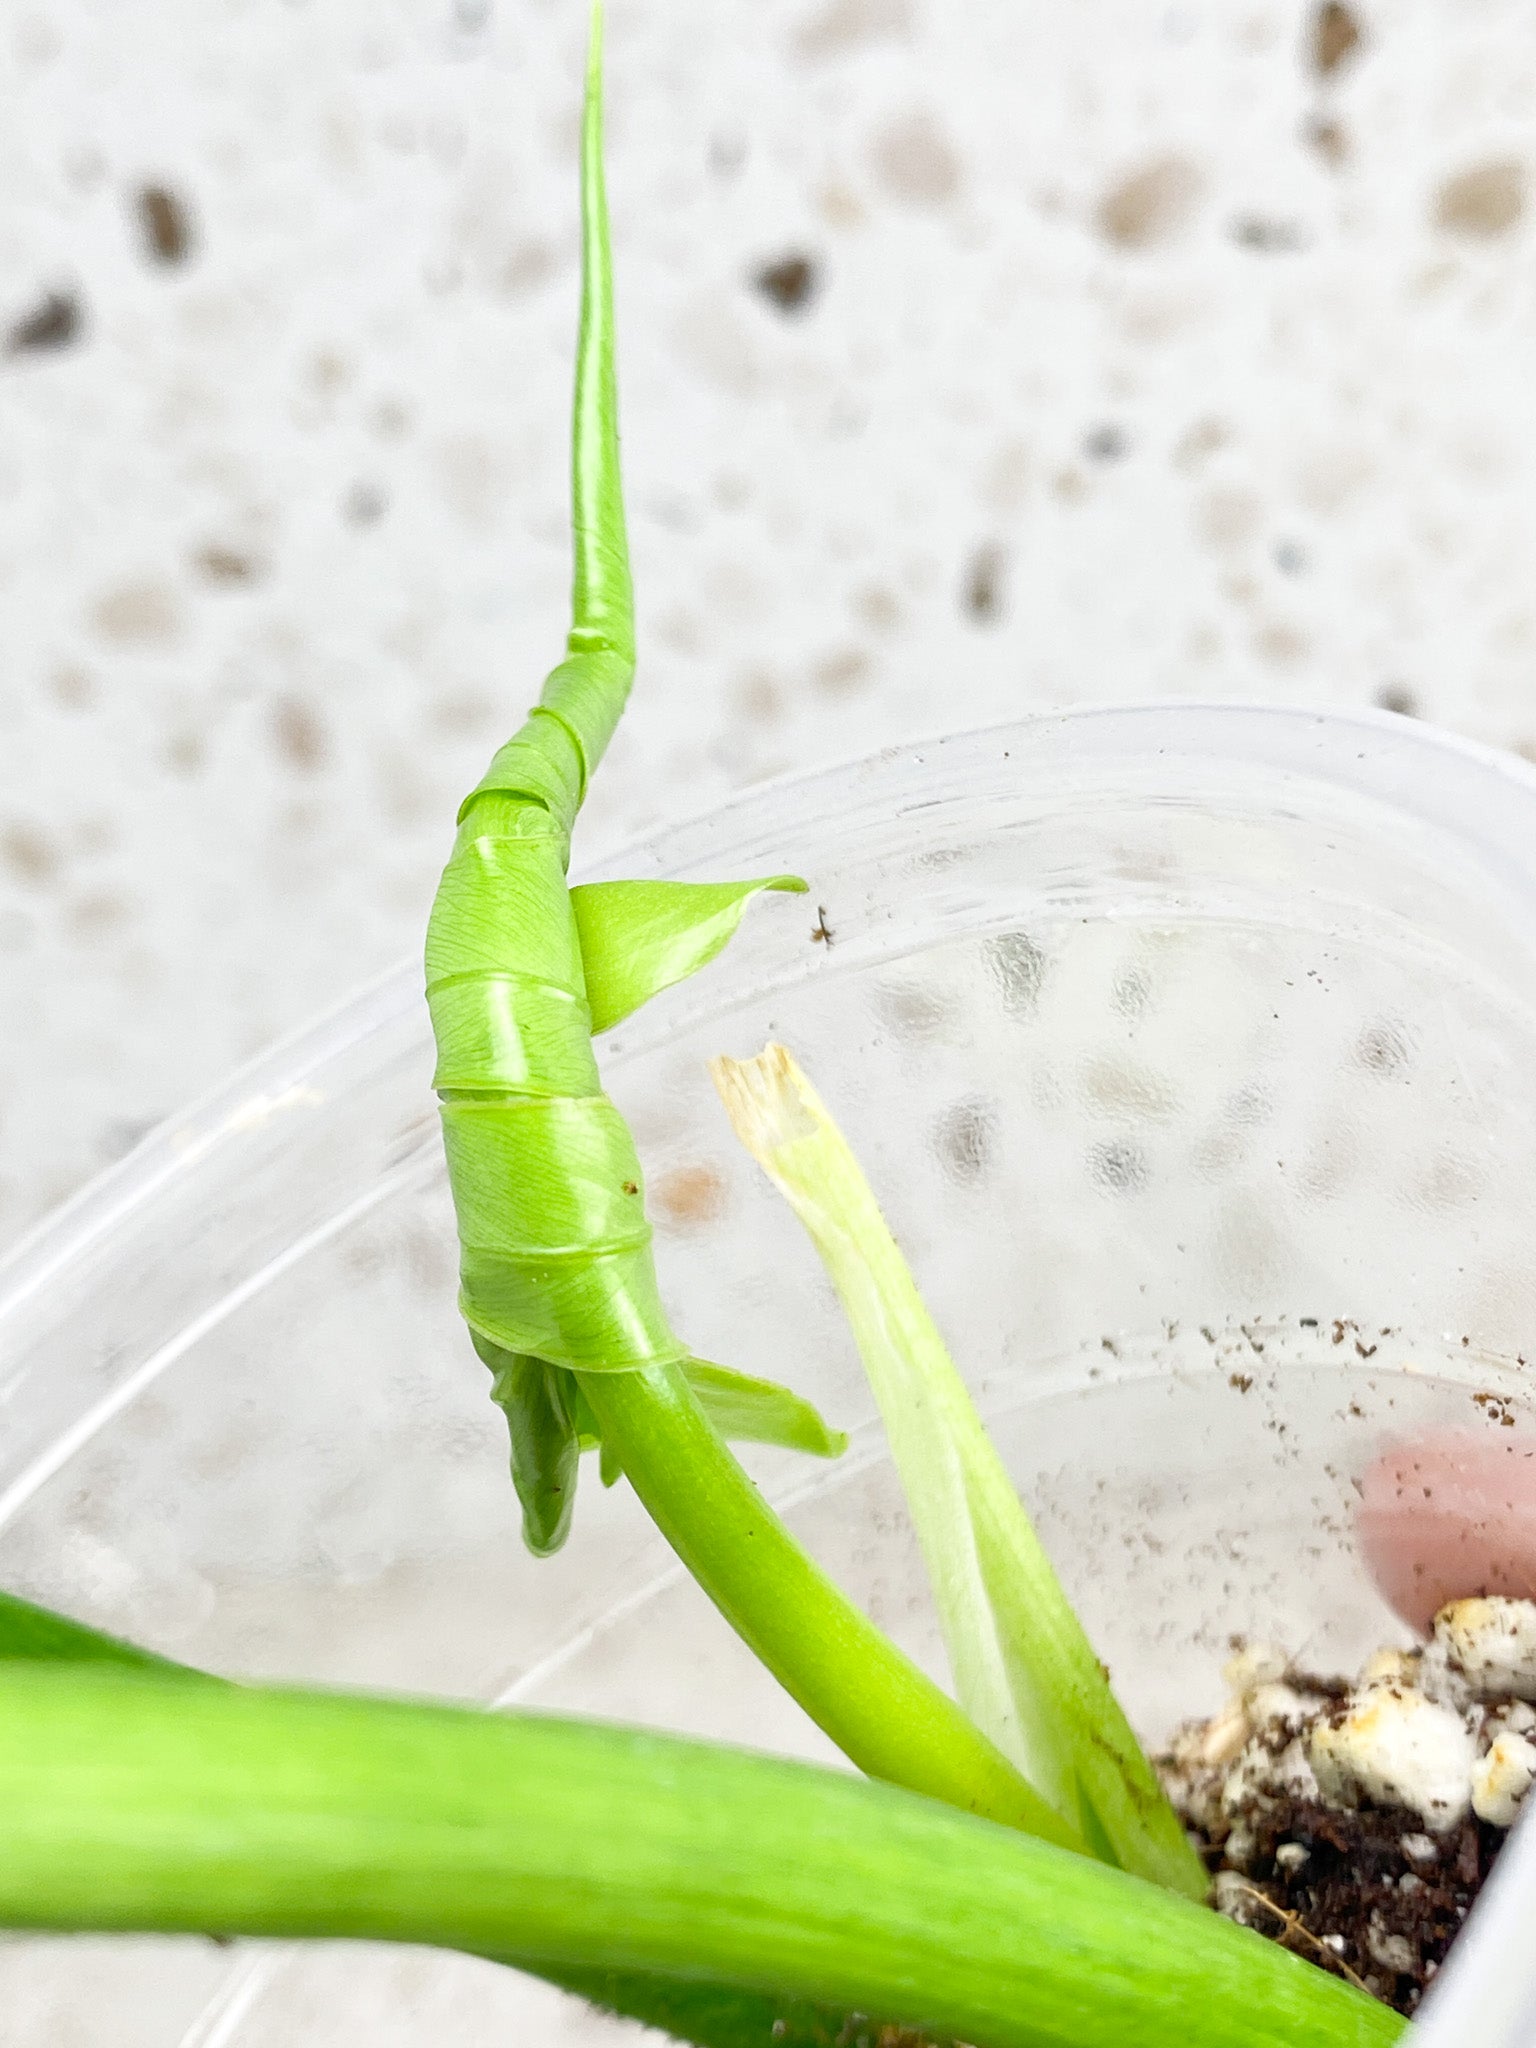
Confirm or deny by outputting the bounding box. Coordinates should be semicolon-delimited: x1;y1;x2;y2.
1158;1598;1536;2014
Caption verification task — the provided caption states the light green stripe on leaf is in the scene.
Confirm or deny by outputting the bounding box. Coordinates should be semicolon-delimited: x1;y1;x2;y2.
573;877;808;1035
711;1044;1209;1903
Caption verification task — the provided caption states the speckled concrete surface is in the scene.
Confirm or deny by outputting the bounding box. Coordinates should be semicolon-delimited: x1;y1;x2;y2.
4;0;1536;1245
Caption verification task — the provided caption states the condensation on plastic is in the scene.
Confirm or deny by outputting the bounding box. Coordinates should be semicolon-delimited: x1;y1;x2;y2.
0;704;1534;2044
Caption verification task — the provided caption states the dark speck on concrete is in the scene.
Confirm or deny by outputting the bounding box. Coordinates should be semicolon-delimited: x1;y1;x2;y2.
1084;423;1129;462
6;290;82;356
1311;2;1364;79
1090;1140;1150;1194
1434;161;1526;239
344;482;388;527
136;185;195;266
1375;683;1418;718
963;542;1006;623
753;253;820;314
194;545;261;585
1231;215;1305;252
1304;116;1349;169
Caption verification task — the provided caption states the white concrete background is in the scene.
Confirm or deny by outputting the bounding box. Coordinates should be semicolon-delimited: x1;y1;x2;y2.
3;0;1536;1246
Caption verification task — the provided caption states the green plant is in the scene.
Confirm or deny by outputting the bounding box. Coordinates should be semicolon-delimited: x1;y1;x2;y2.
0;1598;1396;2047
0;13;1412;2046
420;3;1070;1849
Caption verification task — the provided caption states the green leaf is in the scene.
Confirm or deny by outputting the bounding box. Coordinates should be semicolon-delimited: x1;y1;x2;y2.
0;1594;934;2045
0;1591;195;1677
711;1045;1209;1904
572;877;808;1036
478;1341;845;1558
534;1964;953;2048
0;1666;1400;2048
0;1599;948;2042
683;1359;848;1460
476;1336;583;1557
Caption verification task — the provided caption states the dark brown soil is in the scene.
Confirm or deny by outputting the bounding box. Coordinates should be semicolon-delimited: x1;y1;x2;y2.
1189;1798;1506;2016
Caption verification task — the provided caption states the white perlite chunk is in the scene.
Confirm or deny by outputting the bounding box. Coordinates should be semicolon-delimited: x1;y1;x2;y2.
1248;1681;1317;1731
1359;1647;1420;1691
1367;1916;1419;1976
1308;1687;1476;1831
1223;1643;1290;1696
1197;1696;1251;1768
1212;1870;1264;1924
1434;1598;1536;1701
1160;1621;1536;1856
1470;1731;1536;1827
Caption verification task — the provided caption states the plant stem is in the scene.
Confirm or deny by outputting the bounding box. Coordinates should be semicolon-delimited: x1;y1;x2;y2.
578;1360;1081;1849
0;1666;1401;2048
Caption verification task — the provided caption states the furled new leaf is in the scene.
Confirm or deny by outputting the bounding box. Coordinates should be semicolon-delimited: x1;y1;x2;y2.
712;1044;1208;1903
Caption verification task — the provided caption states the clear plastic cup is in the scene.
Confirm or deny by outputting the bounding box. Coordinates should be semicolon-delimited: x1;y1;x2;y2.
0;703;1532;2045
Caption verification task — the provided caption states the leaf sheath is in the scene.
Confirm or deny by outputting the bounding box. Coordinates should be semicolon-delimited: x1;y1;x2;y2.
712;1045;1207;1900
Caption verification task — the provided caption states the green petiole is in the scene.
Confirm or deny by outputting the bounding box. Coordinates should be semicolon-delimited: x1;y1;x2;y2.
579;1361;1081;1847
0;1589;1013;2045
0;1663;1401;2048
